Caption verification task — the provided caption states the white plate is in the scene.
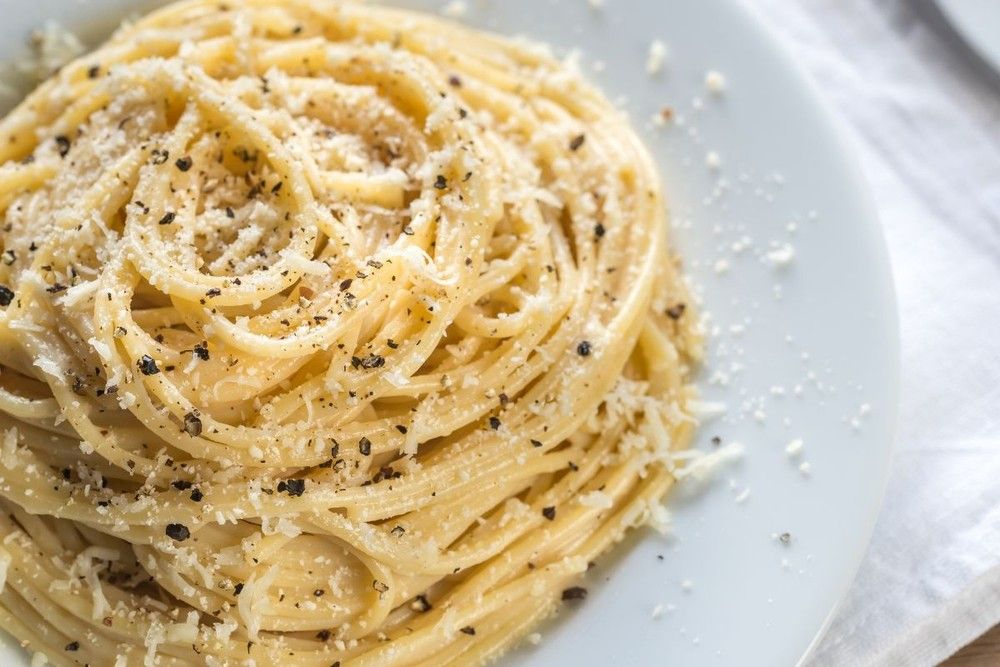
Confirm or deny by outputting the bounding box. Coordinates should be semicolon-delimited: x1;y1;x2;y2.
0;1;898;665
934;0;1000;76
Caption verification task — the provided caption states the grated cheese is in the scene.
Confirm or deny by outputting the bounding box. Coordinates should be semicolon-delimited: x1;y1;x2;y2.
2;428;19;470
0;546;10;593
672;442;744;484
577;490;614;510
785;438;804;458
646;40;667;75
766;243;796;267
704;70;726;94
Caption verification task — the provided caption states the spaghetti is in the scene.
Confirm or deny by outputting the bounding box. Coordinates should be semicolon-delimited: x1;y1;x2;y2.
0;1;700;664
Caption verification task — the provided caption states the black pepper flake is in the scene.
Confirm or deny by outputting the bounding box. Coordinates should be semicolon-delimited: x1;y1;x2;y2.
316;629;330;641
225;206;235;218
569;134;586;151
330;441;340;457
339;278;352;291
193;343;210;360
434;174;447;190
390;525;405;537
233;146;258;163
402;225;414;235
710;436;721;446
414;594;432;612
779;532;791;545
561;586;587;601
190;488;204;502
313;588;324;596
594;223;606;238
386;338;398;349
283;479;306;496
360;354;385;369
271;181;283;194
55;135;71;157
205;287;221;298
175;156;193;172
576;341;592;357
137;355;160;375
359;437;372;456
165;523;190;541
0;285;12;307
158;211;176;225
666;303;686;320
395;424;407;434
489;416;501;430
234;582;244;595
46;283;67;293
151;148;169;165
499;393;509;407
64;641;80;651
530;439;543;448
373;579;389;594
459;626;476;636
183;412;203;437
172;480;193;490
87;65;100;78
542;506;556;521
448;74;462;87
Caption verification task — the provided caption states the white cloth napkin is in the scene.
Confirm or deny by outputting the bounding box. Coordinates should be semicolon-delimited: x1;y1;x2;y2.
741;0;1000;664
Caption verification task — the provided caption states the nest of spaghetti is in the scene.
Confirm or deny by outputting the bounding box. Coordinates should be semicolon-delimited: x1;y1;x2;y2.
0;1;699;664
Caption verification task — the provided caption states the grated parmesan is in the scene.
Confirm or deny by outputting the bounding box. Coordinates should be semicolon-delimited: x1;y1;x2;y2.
0;546;10;593
577;490;614;510
785;438;804;458
704;70;726;94
766;243;796;267
646;40;668;75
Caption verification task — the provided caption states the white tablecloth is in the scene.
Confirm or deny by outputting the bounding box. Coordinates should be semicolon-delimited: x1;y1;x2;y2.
743;0;1000;664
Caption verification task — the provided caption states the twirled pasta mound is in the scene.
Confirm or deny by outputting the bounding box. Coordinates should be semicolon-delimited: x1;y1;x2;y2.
0;1;700;664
